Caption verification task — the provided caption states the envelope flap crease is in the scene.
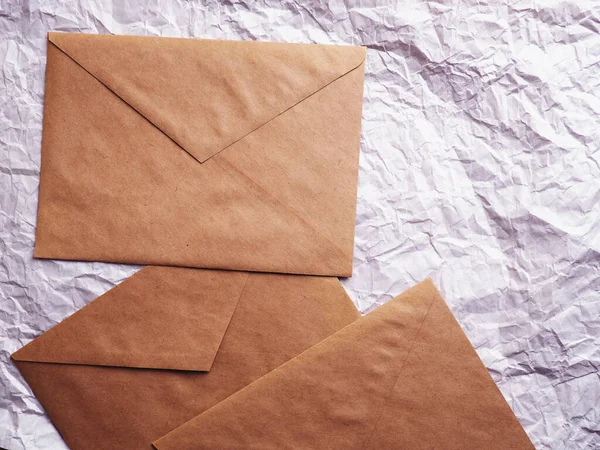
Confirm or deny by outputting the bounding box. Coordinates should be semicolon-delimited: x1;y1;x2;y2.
47;32;366;163
153;280;534;450
364;280;536;449
34;40;364;276
11;267;247;371
152;281;435;449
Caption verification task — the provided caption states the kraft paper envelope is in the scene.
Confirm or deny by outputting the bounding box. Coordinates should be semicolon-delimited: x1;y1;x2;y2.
11;266;360;449
155;279;535;450
34;32;366;276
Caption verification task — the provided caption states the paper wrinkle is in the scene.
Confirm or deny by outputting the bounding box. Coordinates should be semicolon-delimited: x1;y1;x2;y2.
0;1;599;449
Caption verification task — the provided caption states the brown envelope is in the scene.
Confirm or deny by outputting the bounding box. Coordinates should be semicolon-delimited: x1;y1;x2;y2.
11;266;360;449
34;32;366;276
154;279;535;450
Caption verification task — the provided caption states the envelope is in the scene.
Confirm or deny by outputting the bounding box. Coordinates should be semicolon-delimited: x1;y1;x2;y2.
154;279;535;450
11;266;360;449
33;32;366;276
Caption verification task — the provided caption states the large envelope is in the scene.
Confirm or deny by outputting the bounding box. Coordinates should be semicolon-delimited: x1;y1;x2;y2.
11;266;360;449
34;32;366;276
154;279;535;450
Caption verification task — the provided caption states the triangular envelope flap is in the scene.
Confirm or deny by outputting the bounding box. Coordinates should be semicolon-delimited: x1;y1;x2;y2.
11;267;247;371
367;284;535;449
11;274;360;450
47;32;366;163
153;280;436;450
154;279;534;450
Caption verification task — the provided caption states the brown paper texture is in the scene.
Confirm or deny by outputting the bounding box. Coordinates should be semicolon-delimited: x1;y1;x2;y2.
11;267;360;449
4;5;599;448
154;279;535;450
33;32;366;276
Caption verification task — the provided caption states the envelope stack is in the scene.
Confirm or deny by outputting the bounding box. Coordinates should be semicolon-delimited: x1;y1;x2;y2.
12;32;535;449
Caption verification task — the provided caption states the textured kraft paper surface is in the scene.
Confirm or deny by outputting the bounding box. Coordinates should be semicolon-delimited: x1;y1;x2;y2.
34;32;365;277
154;280;533;450
12;267;361;450
1;1;599;450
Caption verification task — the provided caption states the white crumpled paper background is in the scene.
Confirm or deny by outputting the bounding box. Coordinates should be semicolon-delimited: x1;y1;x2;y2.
1;1;599;449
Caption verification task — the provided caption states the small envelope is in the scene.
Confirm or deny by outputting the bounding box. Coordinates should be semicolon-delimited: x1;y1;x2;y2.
154;279;535;450
34;32;366;276
11;267;359;449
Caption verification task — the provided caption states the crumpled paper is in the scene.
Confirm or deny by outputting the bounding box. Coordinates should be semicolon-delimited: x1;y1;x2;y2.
0;1;599;449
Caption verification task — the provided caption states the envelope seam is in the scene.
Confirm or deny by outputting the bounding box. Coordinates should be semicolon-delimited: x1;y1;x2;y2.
11;267;149;363
12;268;248;371
153;290;436;448
205;272;251;370
153;291;361;447
214;155;352;263
360;293;437;450
158;272;250;436
48;38;365;165
204;62;365;163
47;41;194;160
42;40;359;274
206;66;364;264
